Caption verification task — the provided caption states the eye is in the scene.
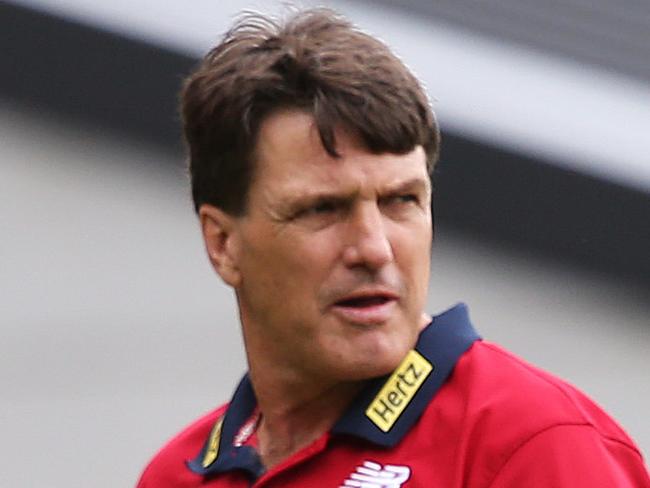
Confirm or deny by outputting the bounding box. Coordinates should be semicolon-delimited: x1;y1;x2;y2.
294;199;339;219
398;194;418;204
384;194;419;206
309;201;337;214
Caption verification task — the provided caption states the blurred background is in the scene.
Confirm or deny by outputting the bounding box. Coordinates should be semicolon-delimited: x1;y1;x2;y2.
1;0;649;486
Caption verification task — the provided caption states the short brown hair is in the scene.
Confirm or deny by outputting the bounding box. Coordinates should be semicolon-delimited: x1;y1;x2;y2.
181;7;440;215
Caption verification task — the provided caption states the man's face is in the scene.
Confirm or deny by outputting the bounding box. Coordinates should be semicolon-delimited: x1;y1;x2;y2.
207;110;432;383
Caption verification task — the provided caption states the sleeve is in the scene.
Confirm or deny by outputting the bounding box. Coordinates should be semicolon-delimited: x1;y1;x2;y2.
135;473;147;488
488;424;650;488
134;451;203;488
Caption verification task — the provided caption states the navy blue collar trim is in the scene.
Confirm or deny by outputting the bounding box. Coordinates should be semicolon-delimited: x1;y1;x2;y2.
331;302;480;447
188;303;480;477
187;375;264;479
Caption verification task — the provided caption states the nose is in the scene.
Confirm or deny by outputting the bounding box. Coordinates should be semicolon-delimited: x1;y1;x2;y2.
342;202;393;270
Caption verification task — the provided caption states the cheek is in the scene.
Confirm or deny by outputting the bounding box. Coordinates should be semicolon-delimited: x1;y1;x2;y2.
245;232;338;297
393;217;431;257
290;238;339;296
393;224;432;290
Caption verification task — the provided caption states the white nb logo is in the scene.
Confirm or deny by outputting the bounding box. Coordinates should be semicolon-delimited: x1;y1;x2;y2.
340;460;411;487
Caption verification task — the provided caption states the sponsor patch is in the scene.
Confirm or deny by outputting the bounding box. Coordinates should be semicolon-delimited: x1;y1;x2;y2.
201;417;223;468
365;350;433;432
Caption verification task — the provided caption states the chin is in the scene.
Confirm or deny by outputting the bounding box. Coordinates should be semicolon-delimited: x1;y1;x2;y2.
339;360;401;382
318;316;418;380
337;345;410;381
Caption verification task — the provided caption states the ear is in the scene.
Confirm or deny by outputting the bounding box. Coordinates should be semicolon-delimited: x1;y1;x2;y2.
199;204;242;287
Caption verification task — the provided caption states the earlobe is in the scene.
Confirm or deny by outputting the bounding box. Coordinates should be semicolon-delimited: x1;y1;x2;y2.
199;204;242;287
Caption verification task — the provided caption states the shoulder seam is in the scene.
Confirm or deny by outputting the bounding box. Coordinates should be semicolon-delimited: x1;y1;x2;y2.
479;342;589;419
485;422;644;488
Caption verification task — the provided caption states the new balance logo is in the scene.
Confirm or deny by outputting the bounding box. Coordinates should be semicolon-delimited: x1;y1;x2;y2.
340;460;411;487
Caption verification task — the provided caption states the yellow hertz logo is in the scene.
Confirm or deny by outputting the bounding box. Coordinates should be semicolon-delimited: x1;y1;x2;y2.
366;350;433;432
202;418;223;468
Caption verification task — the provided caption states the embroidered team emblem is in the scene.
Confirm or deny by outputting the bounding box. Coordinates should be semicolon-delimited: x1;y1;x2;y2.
340;460;411;487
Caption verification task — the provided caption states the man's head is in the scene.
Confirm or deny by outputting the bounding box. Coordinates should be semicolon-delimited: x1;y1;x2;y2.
181;7;439;215
182;9;440;383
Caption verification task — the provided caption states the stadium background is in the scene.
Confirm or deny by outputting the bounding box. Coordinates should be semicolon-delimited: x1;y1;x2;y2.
1;1;649;486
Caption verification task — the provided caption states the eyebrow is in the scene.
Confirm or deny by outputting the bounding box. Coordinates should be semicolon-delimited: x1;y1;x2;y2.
283;191;353;215
284;177;430;211
384;177;430;196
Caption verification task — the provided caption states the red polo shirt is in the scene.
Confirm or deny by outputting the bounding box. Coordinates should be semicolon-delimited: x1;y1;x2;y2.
137;304;650;487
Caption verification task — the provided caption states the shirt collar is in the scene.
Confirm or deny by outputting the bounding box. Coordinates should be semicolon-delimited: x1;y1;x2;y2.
331;302;480;446
188;303;480;477
187;374;264;479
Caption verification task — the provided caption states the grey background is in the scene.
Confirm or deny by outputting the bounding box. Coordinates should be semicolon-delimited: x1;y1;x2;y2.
1;101;648;487
1;1;649;486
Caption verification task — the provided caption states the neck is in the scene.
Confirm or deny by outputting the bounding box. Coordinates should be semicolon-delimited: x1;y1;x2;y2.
248;362;363;470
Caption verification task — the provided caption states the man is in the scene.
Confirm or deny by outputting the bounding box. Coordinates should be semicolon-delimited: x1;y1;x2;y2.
137;8;650;487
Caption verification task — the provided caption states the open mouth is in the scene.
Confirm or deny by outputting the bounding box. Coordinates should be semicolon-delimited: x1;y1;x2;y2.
335;295;392;308
331;291;397;325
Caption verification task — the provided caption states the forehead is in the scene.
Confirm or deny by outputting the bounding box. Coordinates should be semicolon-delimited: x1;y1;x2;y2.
253;110;428;194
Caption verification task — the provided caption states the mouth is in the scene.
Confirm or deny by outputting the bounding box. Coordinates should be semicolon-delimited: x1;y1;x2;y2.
331;291;398;325
335;295;392;307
